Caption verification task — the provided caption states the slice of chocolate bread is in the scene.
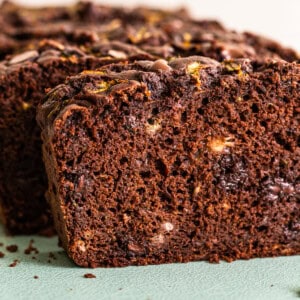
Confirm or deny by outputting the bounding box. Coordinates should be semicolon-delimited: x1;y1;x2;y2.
0;40;155;235
38;57;299;267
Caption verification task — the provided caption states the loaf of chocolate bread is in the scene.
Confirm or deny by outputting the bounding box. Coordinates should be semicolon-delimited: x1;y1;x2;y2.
37;57;299;267
0;1;298;62
0;40;155;234
0;2;299;236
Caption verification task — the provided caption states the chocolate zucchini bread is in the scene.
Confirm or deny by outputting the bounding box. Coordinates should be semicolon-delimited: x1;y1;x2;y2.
0;40;155;234
0;2;299;236
0;1;298;62
38;57;299;267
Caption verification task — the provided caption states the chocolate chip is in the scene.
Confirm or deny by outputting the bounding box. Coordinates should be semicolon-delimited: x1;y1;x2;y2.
36;56;61;65
219;42;256;59
9;50;39;65
150;59;172;72
39;39;65;51
108;49;127;59
64;46;86;57
39;50;61;58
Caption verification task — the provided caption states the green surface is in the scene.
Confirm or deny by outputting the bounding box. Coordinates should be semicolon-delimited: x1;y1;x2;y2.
0;224;299;300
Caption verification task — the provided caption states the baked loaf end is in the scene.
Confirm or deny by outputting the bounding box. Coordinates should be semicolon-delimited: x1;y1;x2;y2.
38;57;300;267
0;40;155;235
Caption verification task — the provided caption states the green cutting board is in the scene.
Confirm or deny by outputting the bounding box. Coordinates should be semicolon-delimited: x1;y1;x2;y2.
0;224;299;300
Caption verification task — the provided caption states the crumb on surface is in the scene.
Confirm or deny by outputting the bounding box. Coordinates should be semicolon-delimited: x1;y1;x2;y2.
0;242;3;247
84;273;96;278
9;259;20;267
6;245;18;253
24;239;39;255
48;252;57;260
0;251;4;258
34;276;39;279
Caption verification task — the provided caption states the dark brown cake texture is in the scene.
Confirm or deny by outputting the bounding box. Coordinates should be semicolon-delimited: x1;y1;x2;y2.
0;2;299;236
37;57;300;267
0;2;190;235
0;40;156;235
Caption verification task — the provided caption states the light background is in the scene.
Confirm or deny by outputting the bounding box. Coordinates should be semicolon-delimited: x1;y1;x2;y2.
10;0;300;51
